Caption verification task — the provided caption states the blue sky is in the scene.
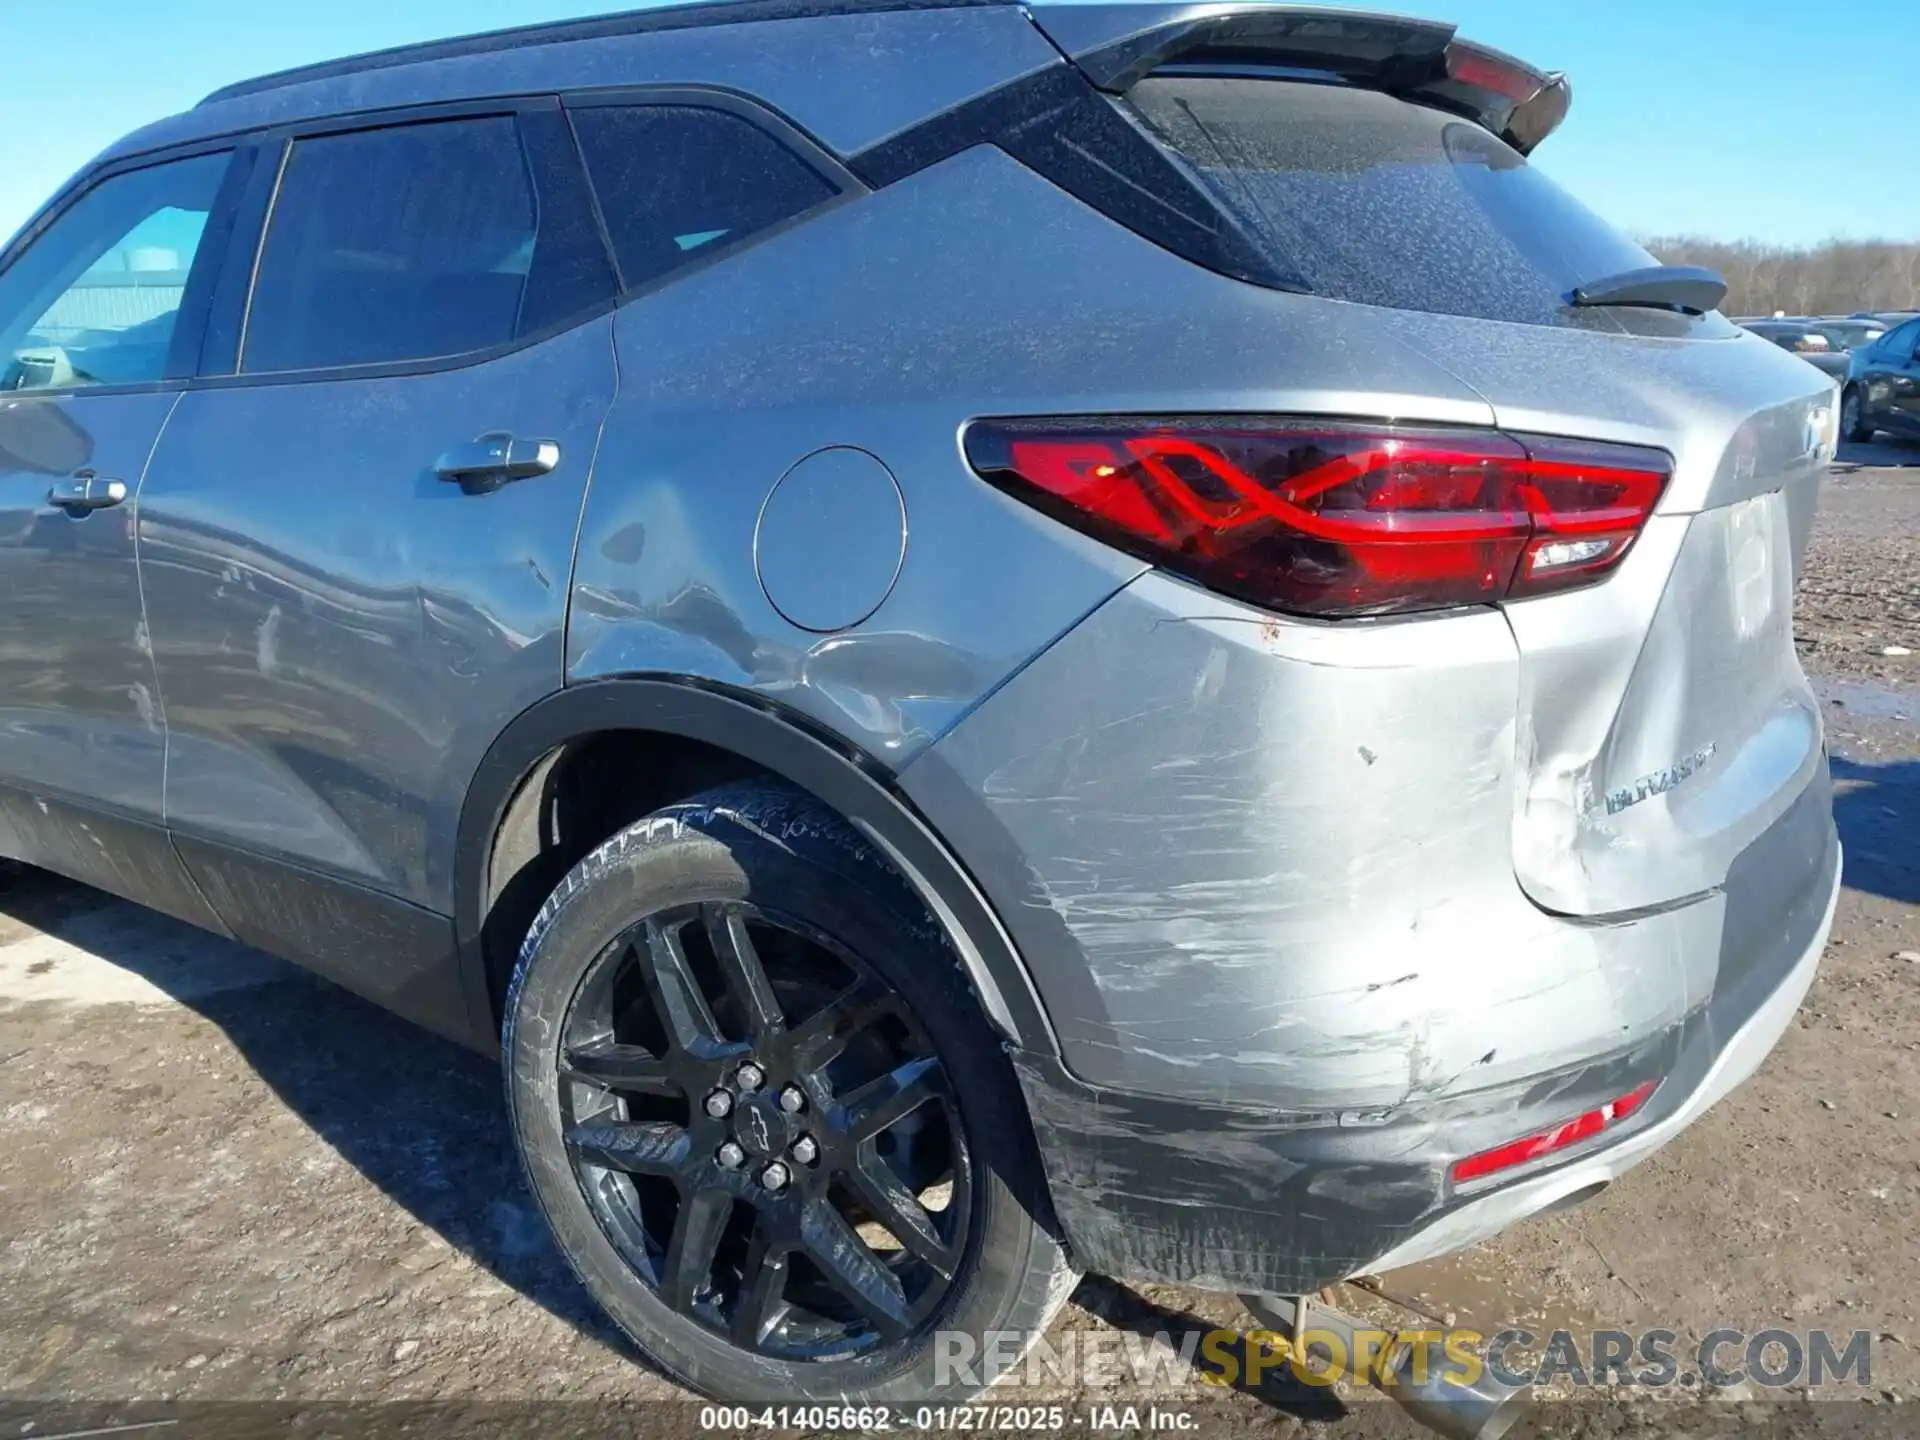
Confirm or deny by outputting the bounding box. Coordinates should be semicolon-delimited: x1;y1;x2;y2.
3;0;1913;248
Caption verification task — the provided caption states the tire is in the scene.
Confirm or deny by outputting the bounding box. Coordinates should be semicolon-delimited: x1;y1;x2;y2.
1842;385;1875;444
503;779;1075;1405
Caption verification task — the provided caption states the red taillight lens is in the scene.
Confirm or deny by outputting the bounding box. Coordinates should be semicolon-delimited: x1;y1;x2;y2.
1445;41;1544;104
966;419;1669;618
1450;1080;1661;1186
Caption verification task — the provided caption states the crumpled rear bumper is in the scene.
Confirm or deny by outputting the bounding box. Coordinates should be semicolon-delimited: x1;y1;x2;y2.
1010;780;1840;1293
1364;837;1839;1274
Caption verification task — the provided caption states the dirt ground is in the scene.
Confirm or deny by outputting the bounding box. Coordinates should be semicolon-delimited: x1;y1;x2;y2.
0;444;1915;1439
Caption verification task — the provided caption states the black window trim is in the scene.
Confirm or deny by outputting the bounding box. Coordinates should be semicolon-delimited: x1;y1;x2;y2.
208;95;587;389
0;138;250;402
179;85;867;390
846;60;1299;294
195;136;289;379
560;84;867;303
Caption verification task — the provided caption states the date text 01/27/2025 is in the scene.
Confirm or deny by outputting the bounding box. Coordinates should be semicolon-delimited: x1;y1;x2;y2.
696;1405;1199;1431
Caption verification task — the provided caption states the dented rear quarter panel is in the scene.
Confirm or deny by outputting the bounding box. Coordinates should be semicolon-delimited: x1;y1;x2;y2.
898;304;1835;1109
1371;309;1836;918
566;149;1495;761
899;570;1723;1109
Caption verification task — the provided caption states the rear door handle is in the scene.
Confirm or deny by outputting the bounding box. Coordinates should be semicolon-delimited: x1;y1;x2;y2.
48;472;127;513
434;432;560;495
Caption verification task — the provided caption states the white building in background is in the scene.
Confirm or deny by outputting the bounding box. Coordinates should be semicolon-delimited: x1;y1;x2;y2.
32;247;188;345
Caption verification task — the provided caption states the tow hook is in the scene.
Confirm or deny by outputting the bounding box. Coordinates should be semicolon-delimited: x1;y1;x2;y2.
1239;1291;1532;1440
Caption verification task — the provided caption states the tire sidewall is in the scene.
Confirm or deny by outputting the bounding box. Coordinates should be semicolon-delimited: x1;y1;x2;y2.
1843;386;1871;443
504;789;1059;1404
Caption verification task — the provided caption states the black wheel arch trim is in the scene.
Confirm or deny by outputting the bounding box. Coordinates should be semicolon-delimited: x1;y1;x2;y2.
454;676;1057;1058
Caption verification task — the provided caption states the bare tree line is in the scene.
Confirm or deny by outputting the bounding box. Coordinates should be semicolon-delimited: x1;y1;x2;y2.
1640;237;1920;319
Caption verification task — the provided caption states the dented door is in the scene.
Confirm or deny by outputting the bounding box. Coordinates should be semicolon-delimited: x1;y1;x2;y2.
0;394;170;812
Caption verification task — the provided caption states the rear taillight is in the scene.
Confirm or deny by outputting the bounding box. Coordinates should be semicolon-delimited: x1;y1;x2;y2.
965;419;1669;619
1450;1079;1660;1185
1444;42;1544;104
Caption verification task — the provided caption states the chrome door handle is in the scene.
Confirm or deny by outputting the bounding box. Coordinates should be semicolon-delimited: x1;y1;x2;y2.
434;432;560;495
48;472;127;513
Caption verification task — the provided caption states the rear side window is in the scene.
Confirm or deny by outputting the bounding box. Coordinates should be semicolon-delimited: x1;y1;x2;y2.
568;105;836;293
1126;77;1658;328
244;118;539;373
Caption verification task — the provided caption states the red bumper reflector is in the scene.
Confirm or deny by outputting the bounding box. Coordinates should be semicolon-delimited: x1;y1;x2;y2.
1451;1079;1661;1185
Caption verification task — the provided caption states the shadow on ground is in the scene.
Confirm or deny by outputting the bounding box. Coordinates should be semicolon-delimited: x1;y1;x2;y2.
0;865;631;1359
1833;755;1920;905
1834;436;1920;470
1069;1275;1349;1421
0;864;1366;1421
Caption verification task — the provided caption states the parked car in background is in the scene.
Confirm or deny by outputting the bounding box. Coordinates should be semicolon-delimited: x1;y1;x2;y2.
1850;309;1920;326
1842;315;1920;441
1810;317;1887;353
1739;319;1849;379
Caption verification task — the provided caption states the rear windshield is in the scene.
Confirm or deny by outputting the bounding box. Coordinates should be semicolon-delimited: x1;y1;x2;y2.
1126;76;1660;329
1817;322;1881;350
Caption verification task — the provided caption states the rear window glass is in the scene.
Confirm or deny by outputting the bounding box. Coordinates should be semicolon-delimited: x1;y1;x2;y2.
244;117;536;374
1126;77;1659;328
569;105;836;294
1818;322;1882;350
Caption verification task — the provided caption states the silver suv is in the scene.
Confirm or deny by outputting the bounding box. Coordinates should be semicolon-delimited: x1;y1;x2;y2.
0;0;1839;1418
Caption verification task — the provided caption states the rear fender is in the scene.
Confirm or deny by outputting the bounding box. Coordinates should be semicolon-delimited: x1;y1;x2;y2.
452;678;1056;1056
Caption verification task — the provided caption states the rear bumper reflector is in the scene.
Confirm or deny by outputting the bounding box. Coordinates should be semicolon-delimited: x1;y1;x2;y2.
1451;1079;1662;1185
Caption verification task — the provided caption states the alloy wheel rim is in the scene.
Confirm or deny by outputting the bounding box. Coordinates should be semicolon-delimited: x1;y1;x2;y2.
557;900;973;1359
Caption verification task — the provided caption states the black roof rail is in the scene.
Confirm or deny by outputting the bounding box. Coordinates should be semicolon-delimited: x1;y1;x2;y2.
199;0;1011;108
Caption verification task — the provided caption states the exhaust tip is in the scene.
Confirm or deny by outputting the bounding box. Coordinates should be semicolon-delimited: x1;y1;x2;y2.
1241;1292;1534;1440
1533;1178;1610;1220
1389;1360;1533;1440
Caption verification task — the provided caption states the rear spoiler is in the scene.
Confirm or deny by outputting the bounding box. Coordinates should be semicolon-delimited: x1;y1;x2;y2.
1025;3;1572;154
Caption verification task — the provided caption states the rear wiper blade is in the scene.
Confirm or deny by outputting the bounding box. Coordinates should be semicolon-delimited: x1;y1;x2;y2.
1570;265;1728;315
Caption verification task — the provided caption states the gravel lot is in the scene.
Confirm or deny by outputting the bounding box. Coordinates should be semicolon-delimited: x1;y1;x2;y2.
1;447;1915;1438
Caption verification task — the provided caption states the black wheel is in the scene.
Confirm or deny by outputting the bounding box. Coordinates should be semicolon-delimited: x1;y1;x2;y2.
1842;385;1875;444
503;780;1074;1404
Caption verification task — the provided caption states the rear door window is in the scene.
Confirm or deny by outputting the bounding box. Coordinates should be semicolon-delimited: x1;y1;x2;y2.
243;118;543;373
568;104;837;293
1126;76;1659;329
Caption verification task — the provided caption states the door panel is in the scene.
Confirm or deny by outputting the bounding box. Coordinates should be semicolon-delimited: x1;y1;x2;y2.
0;149;236;908
130;106;617;1029
173;830;465;1043
0;787;230;934
138;319;616;913
0;392;176;825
